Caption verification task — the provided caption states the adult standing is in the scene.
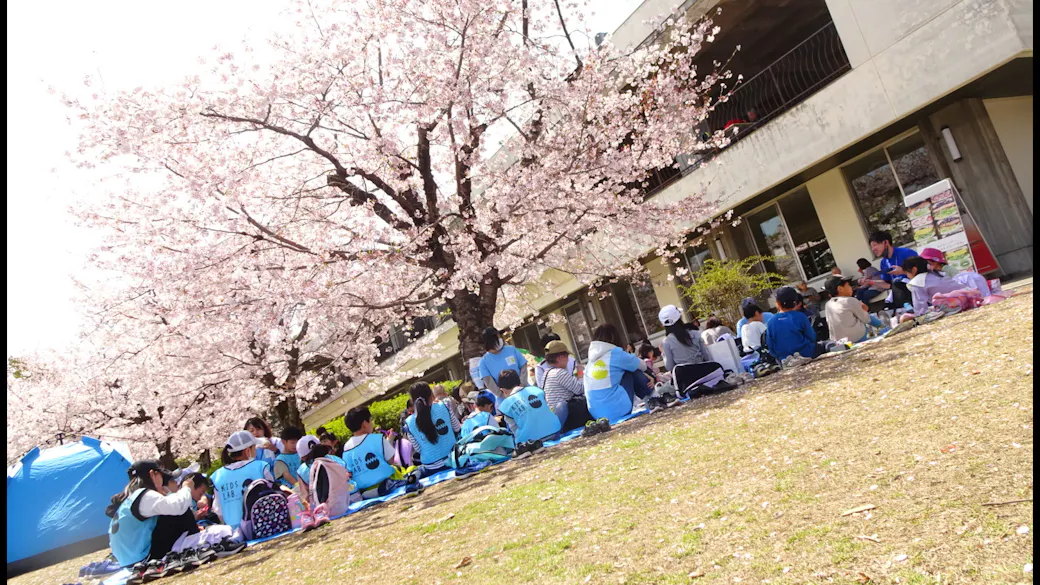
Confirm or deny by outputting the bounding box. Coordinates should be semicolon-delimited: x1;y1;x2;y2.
476;327;529;403
868;231;916;309
541;340;593;432
658;305;731;396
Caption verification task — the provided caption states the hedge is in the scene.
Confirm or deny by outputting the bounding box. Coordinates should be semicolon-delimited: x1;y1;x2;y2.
309;380;463;441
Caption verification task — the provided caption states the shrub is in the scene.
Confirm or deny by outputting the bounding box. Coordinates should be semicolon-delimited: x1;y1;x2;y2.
312;379;463;436
677;256;786;325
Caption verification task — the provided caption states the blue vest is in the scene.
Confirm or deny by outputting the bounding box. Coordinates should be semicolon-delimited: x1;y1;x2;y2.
342;434;395;490
210;459;269;528
406;402;457;465
499;386;562;444
461;411;494;438
109;488;158;567
273;453;301;488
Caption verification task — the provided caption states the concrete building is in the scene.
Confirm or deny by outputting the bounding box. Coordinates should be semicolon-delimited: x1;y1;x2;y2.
303;0;1033;428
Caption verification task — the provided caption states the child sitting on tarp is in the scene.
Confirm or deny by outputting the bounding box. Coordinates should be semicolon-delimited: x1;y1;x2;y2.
272;427;303;489
900;256;975;317
210;431;277;531
461;394;498;436
295;435;356;521
405;382;462;478
497;369;561;450
342;406;423;499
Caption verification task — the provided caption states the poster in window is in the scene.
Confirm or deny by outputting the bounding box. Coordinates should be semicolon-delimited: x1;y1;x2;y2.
902;179;976;273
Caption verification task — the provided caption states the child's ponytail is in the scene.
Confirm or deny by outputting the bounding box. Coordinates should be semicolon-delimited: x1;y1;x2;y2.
409;382;439;444
219;445;235;466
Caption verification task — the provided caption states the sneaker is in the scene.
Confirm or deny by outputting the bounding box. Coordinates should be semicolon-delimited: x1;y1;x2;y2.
299;510;317;531
513;441;534;459
595;418;611;433
126;562;149;585
645;397;664;414
581;420;601;438
176;549;203;571
160;551;185;575
213;537;246;558
193;545;217;564
916;310;945;325
402;482;425;496
140;559;166;582
528;439;545;455
661;393;681;408
312;503;331;527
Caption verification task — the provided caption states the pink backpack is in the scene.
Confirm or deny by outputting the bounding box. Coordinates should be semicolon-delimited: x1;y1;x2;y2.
931;288;984;312
308;458;354;518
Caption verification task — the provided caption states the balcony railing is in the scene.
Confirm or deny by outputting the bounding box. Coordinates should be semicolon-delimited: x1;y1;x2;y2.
646;21;851;195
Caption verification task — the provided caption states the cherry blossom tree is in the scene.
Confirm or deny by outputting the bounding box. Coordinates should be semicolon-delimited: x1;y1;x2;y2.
34;0;736;459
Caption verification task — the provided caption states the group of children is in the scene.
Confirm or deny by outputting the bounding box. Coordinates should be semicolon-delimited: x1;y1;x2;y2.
729;230;1004;367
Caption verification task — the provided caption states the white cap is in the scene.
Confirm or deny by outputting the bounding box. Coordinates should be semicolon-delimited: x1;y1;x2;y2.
658;305;683;327
296;434;320;459
226;430;256;453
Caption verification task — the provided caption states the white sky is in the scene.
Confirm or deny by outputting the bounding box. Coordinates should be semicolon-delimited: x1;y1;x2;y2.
5;0;643;358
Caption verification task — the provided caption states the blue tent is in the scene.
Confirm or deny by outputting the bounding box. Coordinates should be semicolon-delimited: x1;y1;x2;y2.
7;436;133;567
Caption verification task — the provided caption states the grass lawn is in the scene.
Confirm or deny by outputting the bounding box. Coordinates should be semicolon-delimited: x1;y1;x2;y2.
11;291;1033;585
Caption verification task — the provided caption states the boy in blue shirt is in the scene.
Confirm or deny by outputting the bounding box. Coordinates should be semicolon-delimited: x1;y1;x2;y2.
765;287;827;361
476;327;529;403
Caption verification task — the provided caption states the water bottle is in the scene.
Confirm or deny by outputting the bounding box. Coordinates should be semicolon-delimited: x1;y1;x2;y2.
287;493;306;529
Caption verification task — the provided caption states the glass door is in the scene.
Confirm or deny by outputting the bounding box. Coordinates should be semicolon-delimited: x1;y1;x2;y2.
747;205;803;283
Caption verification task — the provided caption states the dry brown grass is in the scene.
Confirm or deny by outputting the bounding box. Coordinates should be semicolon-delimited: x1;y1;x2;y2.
12;291;1034;585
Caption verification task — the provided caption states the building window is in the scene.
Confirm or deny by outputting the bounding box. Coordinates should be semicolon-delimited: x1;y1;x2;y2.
747;188;834;282
844;132;942;247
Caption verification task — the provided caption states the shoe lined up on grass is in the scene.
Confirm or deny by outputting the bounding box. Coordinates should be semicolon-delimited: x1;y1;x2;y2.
212;537;246;557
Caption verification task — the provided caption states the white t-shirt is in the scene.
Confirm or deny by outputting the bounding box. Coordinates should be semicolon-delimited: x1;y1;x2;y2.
741;321;767;353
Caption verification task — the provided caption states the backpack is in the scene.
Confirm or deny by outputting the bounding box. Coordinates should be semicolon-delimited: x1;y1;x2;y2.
449;425;516;469
811;314;829;342
239;479;292;541
308;458;356;519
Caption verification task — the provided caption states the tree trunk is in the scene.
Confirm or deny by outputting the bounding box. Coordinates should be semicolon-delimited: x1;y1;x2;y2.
270;394;303;432
156;438;176;470
198;449;212;472
447;278;500;369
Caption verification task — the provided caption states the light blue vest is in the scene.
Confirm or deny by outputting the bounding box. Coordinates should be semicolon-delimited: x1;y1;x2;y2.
109;488;158;567
406;402;457;465
210;459;270;528
461;410;494;437
342;434;395;490
273;453;301;488
499;386;562;444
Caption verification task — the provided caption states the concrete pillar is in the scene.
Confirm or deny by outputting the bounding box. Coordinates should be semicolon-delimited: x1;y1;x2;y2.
806;168;873;276
825;0;871;67
645;258;686;317
548;311;574;353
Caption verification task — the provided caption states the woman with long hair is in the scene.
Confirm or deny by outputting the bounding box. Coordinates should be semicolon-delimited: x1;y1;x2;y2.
583;323;665;422
244;416;281;462
657;305;731;398
404;382;461;478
